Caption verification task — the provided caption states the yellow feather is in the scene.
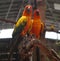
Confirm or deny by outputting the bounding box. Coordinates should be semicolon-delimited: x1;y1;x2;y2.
15;16;27;27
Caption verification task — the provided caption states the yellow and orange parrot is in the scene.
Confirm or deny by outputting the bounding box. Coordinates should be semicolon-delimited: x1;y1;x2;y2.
12;5;32;37
8;5;32;61
30;9;44;39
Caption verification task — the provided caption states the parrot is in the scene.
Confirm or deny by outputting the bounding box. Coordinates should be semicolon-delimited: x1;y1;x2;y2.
12;5;32;37
8;5;33;61
30;9;44;39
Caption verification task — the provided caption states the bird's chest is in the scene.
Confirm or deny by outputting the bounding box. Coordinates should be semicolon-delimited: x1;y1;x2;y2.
32;20;41;29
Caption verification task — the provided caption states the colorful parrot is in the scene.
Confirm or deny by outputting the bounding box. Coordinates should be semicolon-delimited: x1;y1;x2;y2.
30;9;44;39
12;5;32;37
8;5;32;61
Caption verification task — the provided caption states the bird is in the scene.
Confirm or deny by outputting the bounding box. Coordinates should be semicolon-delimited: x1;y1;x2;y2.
30;9;44;39
8;5;33;61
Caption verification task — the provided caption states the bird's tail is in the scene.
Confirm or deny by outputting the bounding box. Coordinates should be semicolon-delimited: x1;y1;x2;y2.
8;35;23;61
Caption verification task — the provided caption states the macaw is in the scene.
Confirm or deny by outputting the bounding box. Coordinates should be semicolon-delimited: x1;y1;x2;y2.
30;9;44;39
8;5;32;61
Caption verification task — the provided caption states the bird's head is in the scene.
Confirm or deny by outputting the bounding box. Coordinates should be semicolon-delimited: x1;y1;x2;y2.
23;5;32;17
33;9;40;19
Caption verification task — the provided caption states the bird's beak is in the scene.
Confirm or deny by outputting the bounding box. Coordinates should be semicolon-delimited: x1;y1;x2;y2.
36;11;40;16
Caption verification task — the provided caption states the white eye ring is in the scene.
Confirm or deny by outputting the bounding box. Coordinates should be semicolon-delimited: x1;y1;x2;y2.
28;6;31;9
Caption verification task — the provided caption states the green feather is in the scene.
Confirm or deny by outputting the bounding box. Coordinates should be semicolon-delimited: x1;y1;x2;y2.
12;20;27;37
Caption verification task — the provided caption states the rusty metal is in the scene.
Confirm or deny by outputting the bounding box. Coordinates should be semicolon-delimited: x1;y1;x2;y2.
0;18;16;24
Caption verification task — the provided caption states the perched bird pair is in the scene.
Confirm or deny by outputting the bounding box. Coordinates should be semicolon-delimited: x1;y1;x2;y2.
8;5;44;61
13;4;44;42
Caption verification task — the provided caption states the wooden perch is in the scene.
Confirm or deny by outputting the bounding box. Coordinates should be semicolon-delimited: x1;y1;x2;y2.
28;39;60;61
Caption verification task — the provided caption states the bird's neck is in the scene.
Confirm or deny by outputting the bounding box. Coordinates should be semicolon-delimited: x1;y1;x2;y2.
34;17;40;20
